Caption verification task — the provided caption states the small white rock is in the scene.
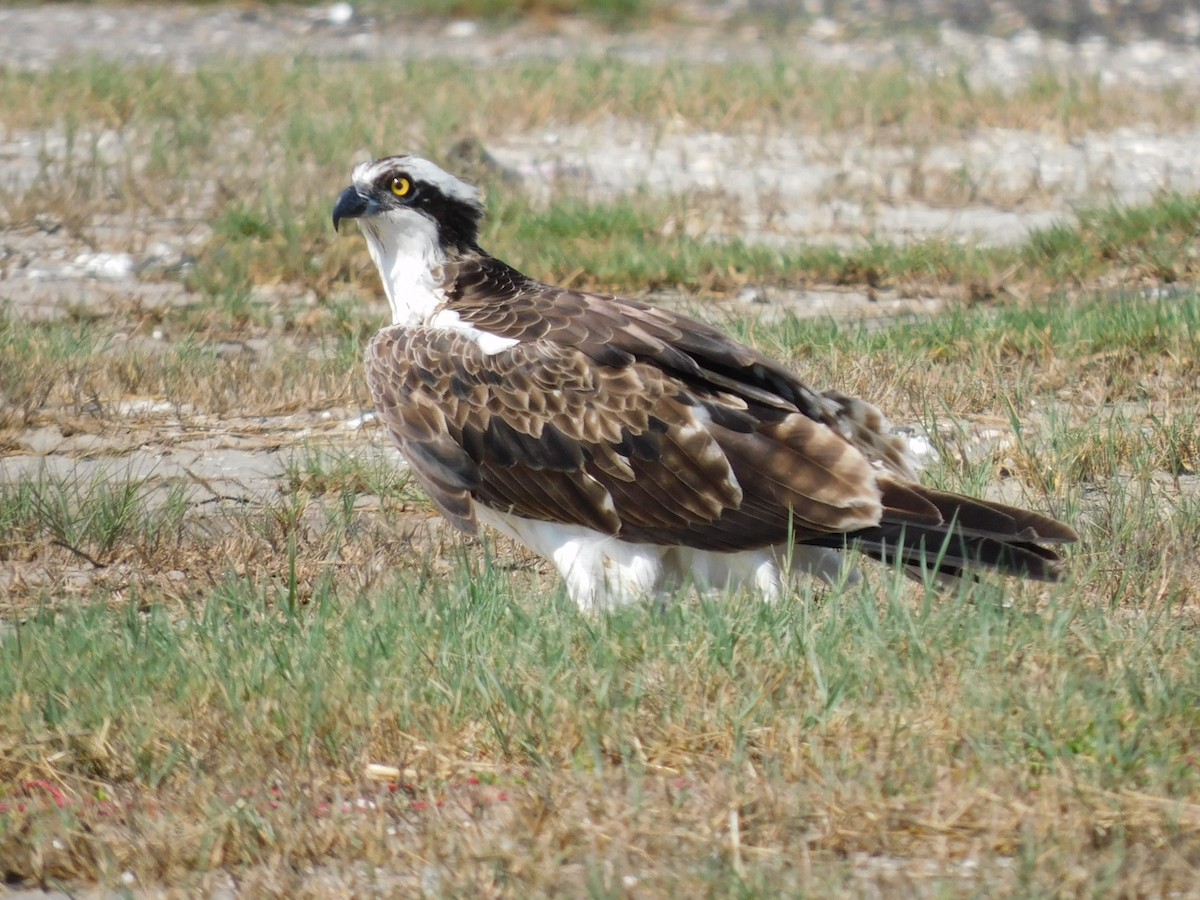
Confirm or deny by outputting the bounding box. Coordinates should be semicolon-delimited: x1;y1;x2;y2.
75;252;135;280
19;425;64;455
444;19;478;39
324;2;354;26
736;285;768;304
903;432;940;469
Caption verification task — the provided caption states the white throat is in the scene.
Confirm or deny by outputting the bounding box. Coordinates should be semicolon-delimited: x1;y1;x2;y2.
355;202;520;356
358;209;446;326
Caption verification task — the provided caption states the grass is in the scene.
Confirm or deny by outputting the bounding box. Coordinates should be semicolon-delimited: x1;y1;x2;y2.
2;44;1200;896
1;535;1198;893
282;443;412;500
487;189;1200;295
2;289;1200;893
0;466;191;569
0;315;370;442
1;54;1192;150
3;54;1200;314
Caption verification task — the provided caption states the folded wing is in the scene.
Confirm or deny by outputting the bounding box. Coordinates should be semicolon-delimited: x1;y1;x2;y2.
367;323;1075;582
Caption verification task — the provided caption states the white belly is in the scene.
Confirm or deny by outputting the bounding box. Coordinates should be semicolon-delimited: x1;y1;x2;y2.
473;506;856;612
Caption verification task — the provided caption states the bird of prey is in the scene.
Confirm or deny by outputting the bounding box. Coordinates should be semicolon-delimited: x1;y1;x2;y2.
332;155;1076;611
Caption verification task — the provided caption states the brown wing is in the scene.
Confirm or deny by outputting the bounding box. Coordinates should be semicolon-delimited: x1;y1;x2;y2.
443;252;920;480
377;255;1076;578
365;326;886;551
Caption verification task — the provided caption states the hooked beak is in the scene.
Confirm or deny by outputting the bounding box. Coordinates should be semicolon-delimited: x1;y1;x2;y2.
332;186;375;232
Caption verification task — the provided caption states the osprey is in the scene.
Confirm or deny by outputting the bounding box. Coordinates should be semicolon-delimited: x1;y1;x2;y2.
333;155;1076;611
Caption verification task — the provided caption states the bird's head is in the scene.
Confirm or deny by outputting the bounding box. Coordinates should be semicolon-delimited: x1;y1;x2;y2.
332;155;485;253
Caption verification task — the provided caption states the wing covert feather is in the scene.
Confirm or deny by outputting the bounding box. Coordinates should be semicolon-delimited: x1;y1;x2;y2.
442;252;924;481
364;325;887;549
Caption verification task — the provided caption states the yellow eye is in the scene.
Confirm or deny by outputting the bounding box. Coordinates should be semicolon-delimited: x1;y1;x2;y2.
390;176;411;198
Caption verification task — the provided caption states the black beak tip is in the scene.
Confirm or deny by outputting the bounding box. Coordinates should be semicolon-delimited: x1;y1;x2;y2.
332;186;369;233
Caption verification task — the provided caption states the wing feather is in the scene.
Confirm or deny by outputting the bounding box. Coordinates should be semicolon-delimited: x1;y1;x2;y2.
365;250;1075;579
365;325;885;550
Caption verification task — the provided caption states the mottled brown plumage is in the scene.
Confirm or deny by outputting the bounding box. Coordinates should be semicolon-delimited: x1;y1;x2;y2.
335;155;1077;609
366;250;1074;563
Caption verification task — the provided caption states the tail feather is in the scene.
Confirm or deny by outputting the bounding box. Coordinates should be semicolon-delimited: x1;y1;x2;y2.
841;526;1067;582
909;485;1078;545
810;479;1076;582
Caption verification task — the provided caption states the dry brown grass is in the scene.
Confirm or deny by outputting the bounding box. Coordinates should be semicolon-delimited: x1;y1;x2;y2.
3;286;1199;894
2;48;1200;897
